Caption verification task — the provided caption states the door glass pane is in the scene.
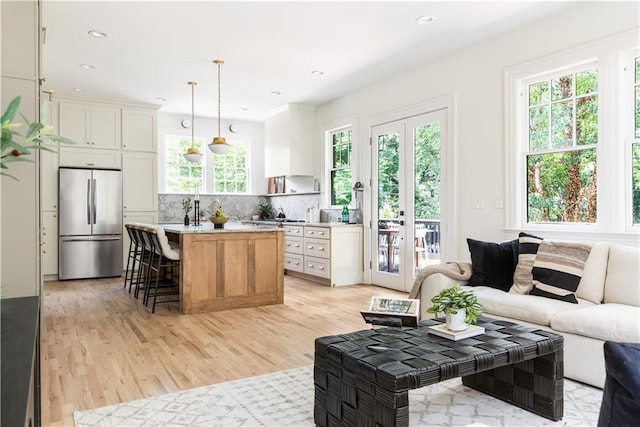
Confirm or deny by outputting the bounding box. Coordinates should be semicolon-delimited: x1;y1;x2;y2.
414;123;441;273
377;132;399;274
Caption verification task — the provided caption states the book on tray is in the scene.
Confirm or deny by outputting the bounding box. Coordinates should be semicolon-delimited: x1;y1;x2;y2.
427;323;485;341
360;296;420;328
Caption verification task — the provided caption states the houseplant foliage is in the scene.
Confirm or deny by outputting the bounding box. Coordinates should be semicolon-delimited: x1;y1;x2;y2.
258;201;273;219
1;96;74;180
426;283;484;326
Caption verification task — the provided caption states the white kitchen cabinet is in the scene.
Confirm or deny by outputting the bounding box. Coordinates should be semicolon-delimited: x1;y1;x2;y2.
58;101;121;149
59;146;122;169
122;108;156;152
40;141;59;211
0;0;37;80
283;224;363;286
122;211;157;269
123;151;157;212
41;211;58;277
264;104;318;177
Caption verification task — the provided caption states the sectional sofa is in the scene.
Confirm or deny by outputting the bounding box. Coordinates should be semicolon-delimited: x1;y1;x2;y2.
411;234;640;388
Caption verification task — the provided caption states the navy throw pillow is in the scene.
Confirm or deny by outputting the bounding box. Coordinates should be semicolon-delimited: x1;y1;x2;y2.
467;238;519;292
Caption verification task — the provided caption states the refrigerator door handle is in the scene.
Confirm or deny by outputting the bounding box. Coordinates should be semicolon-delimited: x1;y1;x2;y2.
87;179;92;225
63;237;121;242
92;178;97;224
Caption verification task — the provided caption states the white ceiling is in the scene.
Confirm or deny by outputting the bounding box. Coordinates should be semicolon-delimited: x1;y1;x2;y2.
41;0;575;121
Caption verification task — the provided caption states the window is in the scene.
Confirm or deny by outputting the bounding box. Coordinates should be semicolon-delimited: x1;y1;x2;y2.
164;135;205;193
525;66;598;223
507;31;639;237
212;141;248;193
330;128;352;206
632;56;640;225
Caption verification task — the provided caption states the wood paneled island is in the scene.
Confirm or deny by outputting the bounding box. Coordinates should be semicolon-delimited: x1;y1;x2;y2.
163;224;284;314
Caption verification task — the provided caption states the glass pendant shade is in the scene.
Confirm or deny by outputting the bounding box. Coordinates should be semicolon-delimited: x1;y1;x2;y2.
209;59;230;155
184;81;202;163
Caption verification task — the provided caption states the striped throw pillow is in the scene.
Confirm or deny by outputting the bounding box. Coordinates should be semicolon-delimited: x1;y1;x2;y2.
509;232;543;294
529;240;593;304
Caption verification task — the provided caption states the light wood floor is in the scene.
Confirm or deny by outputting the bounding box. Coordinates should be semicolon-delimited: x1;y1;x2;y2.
40;275;406;426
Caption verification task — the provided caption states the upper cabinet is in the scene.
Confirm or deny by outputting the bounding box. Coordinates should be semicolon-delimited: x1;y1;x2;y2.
58;101;121;149
264;104;318;178
122;108;156;152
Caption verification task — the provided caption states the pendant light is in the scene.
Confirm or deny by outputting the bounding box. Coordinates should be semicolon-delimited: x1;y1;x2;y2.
208;59;230;155
183;81;203;163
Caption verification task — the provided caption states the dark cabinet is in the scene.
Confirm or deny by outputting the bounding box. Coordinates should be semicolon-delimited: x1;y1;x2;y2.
1;296;40;427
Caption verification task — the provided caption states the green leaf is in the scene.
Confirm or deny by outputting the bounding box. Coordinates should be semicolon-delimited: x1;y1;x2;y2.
0;96;21;124
42;134;75;145
25;122;44;141
0;171;20;181
1;136;28;153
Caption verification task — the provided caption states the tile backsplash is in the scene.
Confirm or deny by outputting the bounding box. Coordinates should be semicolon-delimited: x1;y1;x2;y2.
158;192;361;224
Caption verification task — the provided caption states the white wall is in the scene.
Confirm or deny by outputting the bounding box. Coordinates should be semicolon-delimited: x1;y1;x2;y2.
157;112;266;194
314;1;640;260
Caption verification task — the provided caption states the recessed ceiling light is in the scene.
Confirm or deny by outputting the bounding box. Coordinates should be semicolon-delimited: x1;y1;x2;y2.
155;97;167;102
416;15;436;25
80;64;95;70
73;88;85;92
88;30;107;38
271;91;282;96
241;107;249;111
311;70;324;76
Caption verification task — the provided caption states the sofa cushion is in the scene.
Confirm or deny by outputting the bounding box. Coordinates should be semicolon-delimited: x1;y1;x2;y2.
529;240;593;304
470;287;593;326
550;303;640;343
604;245;640;307
466;238;519;292
510;232;543;294
575;242;609;304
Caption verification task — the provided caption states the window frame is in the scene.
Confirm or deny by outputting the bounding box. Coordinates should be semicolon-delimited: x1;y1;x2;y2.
322;115;358;209
211;140;250;194
162;134;207;194
505;30;639;240
329;128;353;207
521;61;599;226
625;47;640;230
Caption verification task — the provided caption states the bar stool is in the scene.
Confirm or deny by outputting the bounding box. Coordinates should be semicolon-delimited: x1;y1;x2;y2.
144;226;181;313
124;223;142;292
133;224;155;301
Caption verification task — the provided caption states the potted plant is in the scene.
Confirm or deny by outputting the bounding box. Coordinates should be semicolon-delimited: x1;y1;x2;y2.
426;283;483;331
182;197;192;225
258;201;273;219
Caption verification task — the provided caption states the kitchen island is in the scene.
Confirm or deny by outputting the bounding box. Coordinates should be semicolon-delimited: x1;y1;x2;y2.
163;223;284;314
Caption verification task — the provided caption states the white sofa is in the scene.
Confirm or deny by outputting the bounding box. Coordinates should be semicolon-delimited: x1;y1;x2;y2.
416;243;640;388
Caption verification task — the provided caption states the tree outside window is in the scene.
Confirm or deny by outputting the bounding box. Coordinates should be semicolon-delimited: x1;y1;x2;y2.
331;129;352;206
213;142;248;193
526;68;598;223
164;135;205;193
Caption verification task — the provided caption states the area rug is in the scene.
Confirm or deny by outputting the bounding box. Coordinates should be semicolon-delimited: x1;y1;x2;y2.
74;366;602;426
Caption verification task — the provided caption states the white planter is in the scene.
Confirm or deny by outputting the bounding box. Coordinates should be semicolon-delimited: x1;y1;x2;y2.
446;308;467;331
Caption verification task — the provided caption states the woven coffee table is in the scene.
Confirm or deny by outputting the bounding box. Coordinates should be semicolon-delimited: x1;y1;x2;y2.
314;317;563;426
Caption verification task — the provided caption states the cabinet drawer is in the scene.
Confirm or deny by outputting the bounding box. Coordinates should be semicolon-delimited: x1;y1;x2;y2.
283;225;304;236
304;256;330;279
305;237;330;259
284;236;304;254
305;226;329;239
284;253;304;273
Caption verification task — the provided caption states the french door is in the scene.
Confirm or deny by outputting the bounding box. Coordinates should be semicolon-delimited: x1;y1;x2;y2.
370;110;446;292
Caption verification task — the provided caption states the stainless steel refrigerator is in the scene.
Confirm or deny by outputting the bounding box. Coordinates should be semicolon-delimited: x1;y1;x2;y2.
58;167;123;280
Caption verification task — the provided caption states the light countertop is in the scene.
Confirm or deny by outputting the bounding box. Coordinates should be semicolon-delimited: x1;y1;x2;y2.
162;223;283;234
245;221;363;228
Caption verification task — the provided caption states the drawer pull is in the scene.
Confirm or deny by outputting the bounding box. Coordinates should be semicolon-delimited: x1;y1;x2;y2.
43;249;48;254
308;231;314;234
308;264;314;268
318;266;325;270
308;245;314;249
295;261;300;265
295;243;300;247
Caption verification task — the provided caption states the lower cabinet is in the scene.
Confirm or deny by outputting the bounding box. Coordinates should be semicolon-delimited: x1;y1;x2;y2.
41;211;58;277
283;224;362;286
